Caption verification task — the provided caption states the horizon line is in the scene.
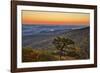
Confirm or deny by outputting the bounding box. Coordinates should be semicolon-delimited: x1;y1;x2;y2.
22;24;89;26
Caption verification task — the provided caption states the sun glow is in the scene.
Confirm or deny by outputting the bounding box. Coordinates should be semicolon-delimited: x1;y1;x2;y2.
22;10;90;25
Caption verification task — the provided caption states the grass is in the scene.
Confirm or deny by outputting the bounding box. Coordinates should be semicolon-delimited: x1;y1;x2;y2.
22;47;82;62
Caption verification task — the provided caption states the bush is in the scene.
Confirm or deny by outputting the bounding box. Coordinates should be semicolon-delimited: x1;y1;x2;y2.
22;47;58;62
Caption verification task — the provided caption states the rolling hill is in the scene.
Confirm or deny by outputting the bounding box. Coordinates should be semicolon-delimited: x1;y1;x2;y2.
22;27;90;52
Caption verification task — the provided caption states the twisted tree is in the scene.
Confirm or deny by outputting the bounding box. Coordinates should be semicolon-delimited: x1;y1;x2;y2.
52;36;75;60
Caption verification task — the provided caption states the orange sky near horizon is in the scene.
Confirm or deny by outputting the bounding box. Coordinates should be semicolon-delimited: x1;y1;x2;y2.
22;10;90;26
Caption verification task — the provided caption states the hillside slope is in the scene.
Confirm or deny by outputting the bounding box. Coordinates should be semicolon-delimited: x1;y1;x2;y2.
23;27;90;50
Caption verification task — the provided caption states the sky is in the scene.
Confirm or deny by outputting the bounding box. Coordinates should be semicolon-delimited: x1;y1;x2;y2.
22;10;90;26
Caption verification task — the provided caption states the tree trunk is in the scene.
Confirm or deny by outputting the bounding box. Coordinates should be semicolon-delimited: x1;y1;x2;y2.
60;54;61;60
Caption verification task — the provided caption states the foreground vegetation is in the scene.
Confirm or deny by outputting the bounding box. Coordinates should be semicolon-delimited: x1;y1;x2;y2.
22;36;89;62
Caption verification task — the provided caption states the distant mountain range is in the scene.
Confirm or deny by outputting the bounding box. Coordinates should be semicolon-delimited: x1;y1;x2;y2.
22;25;88;36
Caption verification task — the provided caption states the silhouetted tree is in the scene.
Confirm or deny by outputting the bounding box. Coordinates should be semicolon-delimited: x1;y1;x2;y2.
52;36;75;60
